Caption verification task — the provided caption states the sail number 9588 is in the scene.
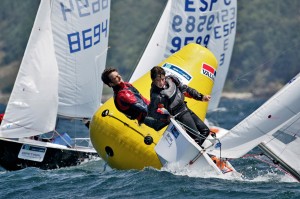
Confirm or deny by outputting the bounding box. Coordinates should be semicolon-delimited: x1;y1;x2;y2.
170;35;210;53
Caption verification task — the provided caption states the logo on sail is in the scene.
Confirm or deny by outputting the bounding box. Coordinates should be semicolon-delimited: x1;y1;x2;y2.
201;63;216;81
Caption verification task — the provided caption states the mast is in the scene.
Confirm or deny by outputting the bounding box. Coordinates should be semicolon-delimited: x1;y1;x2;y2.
259;142;300;182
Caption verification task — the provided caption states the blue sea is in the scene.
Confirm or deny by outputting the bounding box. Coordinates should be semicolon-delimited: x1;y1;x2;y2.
1;98;300;199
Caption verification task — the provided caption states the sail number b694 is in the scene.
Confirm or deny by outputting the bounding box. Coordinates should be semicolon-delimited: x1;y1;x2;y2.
67;19;108;53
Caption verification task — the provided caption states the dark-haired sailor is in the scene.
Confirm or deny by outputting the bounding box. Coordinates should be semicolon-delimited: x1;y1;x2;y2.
148;66;211;147
101;68;166;130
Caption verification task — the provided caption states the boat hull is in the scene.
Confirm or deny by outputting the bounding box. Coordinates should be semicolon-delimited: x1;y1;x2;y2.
155;119;236;175
0;138;98;171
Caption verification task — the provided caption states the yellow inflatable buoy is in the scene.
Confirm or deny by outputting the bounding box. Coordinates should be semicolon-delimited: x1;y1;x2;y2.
90;43;218;170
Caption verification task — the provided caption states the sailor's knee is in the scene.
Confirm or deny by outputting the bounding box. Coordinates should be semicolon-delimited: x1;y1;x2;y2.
202;128;210;137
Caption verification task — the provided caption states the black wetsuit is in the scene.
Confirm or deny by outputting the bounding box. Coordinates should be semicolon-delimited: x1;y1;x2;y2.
149;76;210;146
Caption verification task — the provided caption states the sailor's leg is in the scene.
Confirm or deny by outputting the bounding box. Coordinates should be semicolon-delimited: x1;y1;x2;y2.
175;111;200;143
189;110;210;146
143;116;169;131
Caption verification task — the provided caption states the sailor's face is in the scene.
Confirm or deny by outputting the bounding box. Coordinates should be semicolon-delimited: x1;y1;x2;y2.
153;75;166;88
108;71;123;86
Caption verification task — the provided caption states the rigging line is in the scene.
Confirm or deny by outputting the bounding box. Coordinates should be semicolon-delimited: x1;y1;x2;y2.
250;41;298;74
57;114;90;120
53;129;73;148
226;42;300;92
196;41;300;107
175;119;211;140
57;116;79;148
128;0;169;81
218;139;222;165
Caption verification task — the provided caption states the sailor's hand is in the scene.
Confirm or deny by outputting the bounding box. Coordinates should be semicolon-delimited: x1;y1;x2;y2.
157;108;170;115
202;95;211;102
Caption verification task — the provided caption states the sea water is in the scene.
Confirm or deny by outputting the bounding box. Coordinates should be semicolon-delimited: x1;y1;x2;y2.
0;98;300;199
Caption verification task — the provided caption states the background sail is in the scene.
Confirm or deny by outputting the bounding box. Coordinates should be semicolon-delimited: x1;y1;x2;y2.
208;73;300;158
130;0;237;112
207;0;237;111
0;0;59;138
129;0;171;83
51;0;110;118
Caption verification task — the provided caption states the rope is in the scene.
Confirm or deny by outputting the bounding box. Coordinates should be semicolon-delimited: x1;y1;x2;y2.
39;131;55;140
175;118;227;170
184;42;300;128
218;139;222;169
53;130;73;148
175;119;208;140
107;113;157;145
210;42;299;104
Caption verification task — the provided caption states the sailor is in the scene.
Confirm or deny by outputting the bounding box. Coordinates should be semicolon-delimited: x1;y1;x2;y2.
101;68;166;130
148;66;211;146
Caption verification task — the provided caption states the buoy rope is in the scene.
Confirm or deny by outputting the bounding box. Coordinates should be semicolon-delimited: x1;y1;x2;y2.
107;113;157;145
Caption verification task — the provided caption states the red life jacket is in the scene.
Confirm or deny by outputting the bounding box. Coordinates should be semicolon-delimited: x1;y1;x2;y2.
113;82;149;122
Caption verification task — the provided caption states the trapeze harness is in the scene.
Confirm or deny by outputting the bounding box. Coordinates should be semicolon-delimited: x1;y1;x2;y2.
160;77;191;117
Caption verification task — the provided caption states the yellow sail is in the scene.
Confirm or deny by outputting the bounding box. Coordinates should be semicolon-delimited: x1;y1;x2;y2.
90;43;218;170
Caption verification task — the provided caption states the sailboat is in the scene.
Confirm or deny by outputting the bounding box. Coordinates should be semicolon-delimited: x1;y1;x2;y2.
0;0;110;170
90;0;238;176
90;42;241;177
259;113;300;182
207;73;300;181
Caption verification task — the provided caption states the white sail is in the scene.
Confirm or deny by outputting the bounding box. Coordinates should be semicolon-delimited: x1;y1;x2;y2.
207;0;237;110
0;0;59;138
208;73;300;158
129;0;171;83
51;0;110;118
0;0;110;138
260;112;300;175
130;0;237;112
